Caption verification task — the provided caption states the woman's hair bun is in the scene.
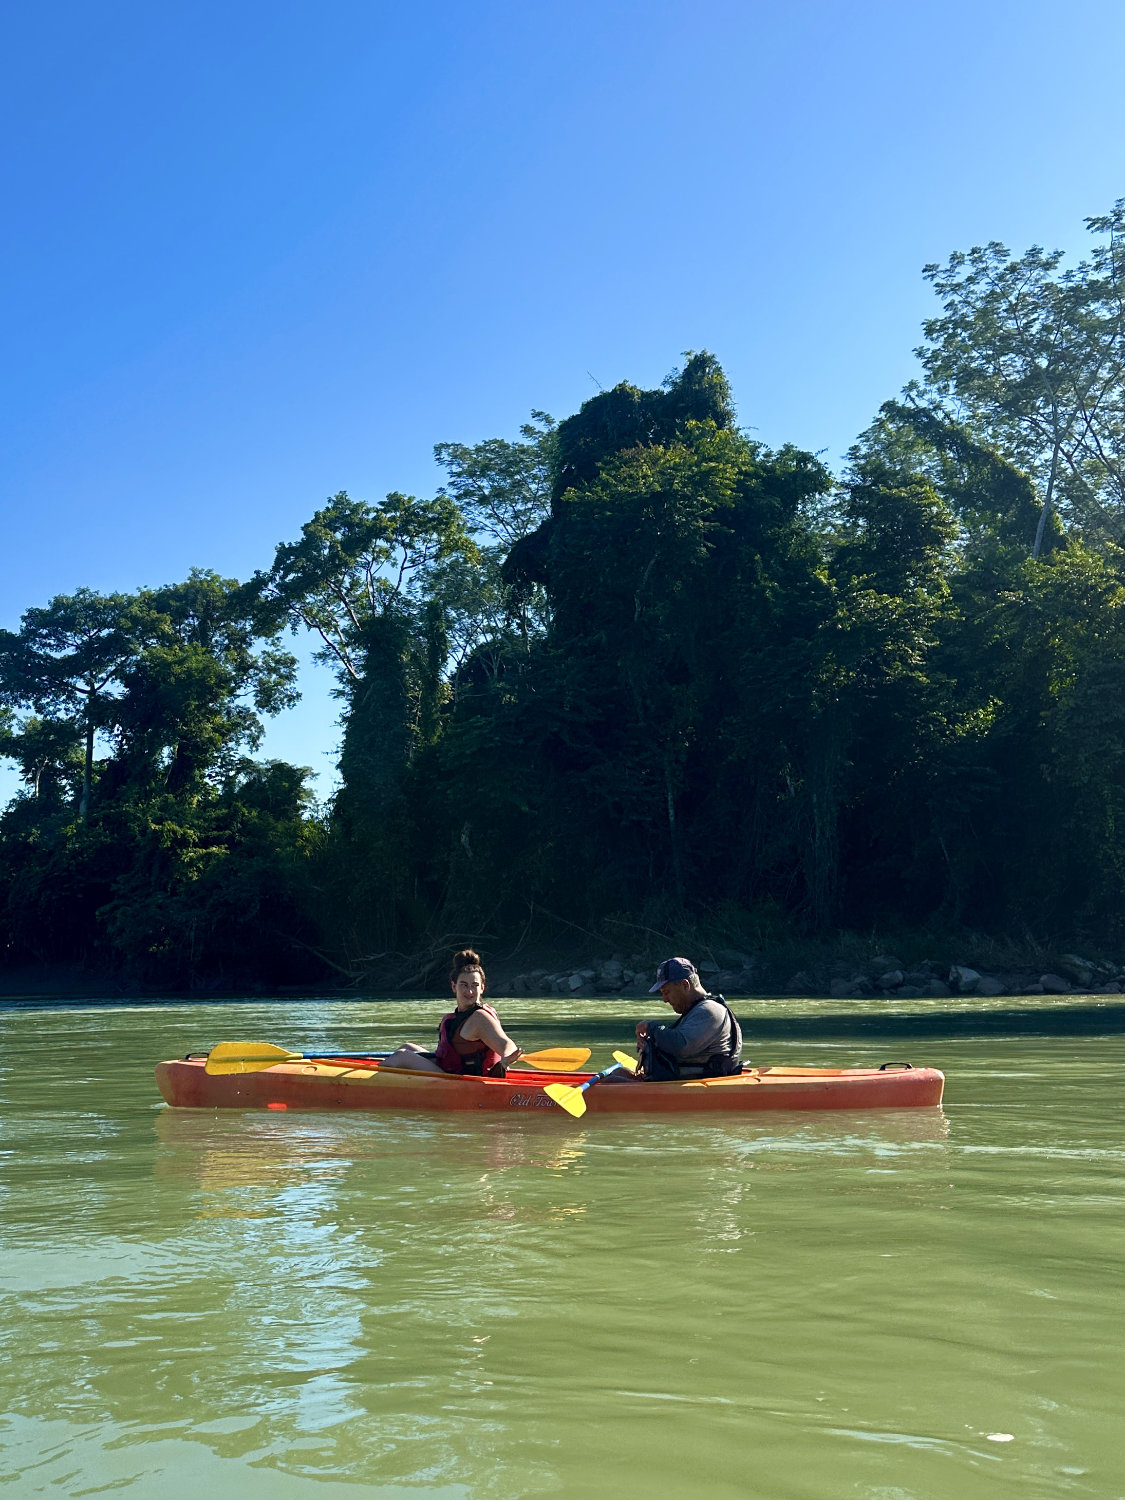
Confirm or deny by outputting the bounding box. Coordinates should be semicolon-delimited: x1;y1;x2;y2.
450;948;485;983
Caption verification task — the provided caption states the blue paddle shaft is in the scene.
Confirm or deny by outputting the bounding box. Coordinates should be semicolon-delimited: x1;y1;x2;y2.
306;1051;388;1059
580;1062;624;1093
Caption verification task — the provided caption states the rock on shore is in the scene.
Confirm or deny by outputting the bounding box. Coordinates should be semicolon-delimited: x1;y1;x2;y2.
497;951;758;999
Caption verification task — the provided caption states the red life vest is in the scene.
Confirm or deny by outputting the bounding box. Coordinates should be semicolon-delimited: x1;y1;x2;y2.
434;1003;503;1076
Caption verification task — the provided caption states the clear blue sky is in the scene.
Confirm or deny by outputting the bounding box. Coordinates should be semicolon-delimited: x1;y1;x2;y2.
3;0;1124;800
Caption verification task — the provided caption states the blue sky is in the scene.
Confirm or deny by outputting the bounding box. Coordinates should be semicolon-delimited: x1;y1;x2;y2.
3;0;1124;801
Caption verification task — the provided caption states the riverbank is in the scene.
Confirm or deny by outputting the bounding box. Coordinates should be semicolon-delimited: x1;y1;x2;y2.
5;934;1125;1002
487;942;1125;1001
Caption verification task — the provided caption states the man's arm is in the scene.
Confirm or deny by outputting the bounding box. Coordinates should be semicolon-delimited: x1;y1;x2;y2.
644;1000;726;1060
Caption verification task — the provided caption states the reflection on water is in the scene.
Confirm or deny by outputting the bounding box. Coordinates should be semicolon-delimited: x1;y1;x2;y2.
154;1109;358;1208
0;999;1122;1497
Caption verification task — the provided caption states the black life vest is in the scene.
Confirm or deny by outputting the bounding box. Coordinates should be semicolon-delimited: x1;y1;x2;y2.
641;994;743;1081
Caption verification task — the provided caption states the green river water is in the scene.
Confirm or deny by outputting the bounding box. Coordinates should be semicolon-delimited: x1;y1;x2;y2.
1;995;1123;1499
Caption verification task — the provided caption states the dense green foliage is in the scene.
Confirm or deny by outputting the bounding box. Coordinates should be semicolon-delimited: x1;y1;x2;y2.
3;206;1125;985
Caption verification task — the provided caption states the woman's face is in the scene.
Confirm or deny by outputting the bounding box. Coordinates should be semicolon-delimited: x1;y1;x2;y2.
453;967;484;1008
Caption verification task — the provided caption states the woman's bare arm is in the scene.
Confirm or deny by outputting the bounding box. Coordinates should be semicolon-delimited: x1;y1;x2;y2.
460;1009;520;1061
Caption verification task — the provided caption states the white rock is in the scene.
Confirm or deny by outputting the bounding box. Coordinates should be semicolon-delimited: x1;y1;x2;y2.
949;966;982;991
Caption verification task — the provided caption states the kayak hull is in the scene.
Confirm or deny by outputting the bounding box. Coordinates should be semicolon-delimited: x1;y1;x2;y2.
155;1057;944;1113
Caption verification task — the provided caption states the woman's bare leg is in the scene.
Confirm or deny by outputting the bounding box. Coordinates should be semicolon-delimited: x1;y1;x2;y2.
383;1044;445;1073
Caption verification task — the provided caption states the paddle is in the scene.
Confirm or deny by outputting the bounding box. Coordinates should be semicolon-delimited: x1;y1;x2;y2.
612;1050;638;1074
203;1042;591;1077
513;1048;592;1073
544;1059;631;1118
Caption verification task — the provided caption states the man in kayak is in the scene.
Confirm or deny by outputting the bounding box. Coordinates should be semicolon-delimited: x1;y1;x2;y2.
635;956;743;1080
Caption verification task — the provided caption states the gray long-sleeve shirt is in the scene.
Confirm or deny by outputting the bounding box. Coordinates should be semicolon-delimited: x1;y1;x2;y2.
645;994;742;1068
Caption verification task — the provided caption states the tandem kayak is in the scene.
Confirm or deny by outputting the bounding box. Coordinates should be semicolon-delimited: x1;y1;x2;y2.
155;1055;944;1113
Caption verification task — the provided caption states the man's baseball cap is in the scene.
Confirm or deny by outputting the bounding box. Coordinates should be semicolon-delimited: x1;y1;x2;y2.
649;957;697;993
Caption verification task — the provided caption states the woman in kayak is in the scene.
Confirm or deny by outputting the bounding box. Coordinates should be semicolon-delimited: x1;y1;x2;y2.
383;949;523;1077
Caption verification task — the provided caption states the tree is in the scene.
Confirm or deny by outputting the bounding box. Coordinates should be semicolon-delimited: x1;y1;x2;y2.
455;394;836;928
855;400;1058;560
250;490;475;823
0;714;83;805
249;491;472;680
115;571;298;795
819;456;959;924
916;200;1125;556
0;574;304;979
502;352;736;601
550;351;735;502
434;413;555;548
0;589;138;820
433;414;555;655
95;757;319;985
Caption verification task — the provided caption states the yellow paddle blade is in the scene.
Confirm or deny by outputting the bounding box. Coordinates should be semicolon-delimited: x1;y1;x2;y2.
517;1048;591;1072
206;1059;286;1076
611;1051;638;1074
543;1081;587;1118
208;1041;296;1063
206;1056;303;1076
205;1042;299;1075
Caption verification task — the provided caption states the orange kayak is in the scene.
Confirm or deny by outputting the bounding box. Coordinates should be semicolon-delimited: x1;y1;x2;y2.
155;1056;944;1113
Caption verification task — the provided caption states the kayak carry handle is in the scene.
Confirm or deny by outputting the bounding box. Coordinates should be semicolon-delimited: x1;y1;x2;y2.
878;1062;914;1071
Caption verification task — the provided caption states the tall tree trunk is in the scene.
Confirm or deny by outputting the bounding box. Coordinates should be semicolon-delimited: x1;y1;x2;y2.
1032;438;1061;560
79;702;95;823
